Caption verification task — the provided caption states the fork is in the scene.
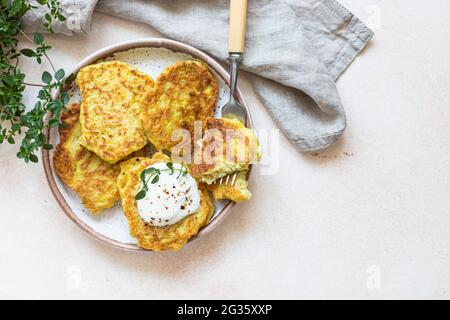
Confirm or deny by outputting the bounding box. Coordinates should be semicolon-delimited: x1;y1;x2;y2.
215;0;248;187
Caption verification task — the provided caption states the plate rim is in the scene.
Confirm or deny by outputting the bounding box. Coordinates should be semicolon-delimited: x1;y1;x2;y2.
42;37;254;252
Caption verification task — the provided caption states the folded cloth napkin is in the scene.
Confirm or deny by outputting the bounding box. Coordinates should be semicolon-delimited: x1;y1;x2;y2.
23;0;373;151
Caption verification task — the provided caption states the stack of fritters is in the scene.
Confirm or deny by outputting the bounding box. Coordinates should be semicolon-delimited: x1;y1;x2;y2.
53;59;259;250
53;104;146;214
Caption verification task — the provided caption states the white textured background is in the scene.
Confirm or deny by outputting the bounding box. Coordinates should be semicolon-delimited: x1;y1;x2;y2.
1;0;449;299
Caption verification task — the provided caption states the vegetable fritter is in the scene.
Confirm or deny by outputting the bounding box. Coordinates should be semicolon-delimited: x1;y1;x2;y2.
207;171;252;202
142;61;218;152
117;152;214;251
191;117;261;184
76;61;154;163
53;104;121;214
53;103;148;214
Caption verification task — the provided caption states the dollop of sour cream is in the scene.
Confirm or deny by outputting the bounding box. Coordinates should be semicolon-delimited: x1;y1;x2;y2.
136;162;200;227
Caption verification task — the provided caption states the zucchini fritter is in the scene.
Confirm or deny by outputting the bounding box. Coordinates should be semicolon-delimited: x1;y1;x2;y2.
142;61;218;151
53;104;122;214
191;118;261;184
54;104;148;214
207;171;252;202
117;152;214;251
76;61;154;163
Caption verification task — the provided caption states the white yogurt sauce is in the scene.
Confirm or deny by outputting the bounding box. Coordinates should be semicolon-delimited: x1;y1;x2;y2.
136;162;200;227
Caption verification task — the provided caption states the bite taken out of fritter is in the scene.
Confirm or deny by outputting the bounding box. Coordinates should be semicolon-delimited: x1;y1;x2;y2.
117;152;214;251
142;61;218;152
76;61;154;164
191;117;261;185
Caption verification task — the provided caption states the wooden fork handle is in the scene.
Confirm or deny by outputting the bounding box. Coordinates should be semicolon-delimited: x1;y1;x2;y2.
228;0;248;53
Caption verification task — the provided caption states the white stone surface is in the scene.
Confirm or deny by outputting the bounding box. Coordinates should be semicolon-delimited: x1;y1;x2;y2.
1;0;449;299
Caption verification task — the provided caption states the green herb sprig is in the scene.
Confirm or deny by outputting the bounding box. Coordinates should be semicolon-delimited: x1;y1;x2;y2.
16;69;73;162
1;0;67;163
135;162;189;200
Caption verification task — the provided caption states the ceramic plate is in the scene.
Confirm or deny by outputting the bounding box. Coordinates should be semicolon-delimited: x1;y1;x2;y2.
42;38;253;251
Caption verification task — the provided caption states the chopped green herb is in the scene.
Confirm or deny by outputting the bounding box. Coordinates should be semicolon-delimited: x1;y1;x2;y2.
135;162;189;200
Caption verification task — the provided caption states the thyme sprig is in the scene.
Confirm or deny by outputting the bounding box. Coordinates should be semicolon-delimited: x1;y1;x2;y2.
16;69;72;162
135;162;189;200
0;0;67;163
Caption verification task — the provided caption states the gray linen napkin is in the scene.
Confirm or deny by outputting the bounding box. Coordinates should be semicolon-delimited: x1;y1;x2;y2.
23;0;373;151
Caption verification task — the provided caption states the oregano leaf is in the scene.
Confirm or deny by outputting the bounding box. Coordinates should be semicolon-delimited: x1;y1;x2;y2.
20;48;35;57
29;154;39;163
55;68;65;81
42;71;52;84
135;190;147;201
34;33;44;45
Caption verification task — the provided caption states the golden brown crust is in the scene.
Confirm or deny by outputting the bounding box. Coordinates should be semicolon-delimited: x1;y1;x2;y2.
207;171;251;202
191;117;260;179
142;61;218;151
53;104;80;185
76;61;154;163
53;103;149;214
117;152;214;251
53;104;121;214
